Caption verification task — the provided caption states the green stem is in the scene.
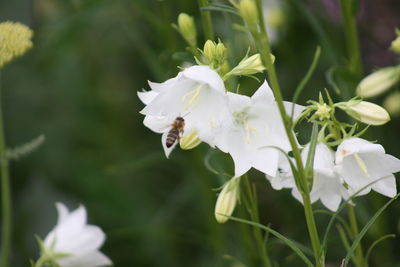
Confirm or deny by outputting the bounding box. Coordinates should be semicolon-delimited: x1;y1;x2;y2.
242;175;272;267
0;71;12;267
339;0;363;78
249;1;323;266
198;0;214;41
347;204;366;267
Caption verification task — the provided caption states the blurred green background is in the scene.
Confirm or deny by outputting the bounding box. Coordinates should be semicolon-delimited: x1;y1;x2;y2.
1;0;400;266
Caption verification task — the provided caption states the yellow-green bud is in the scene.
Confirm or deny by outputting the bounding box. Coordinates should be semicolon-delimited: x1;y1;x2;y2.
0;21;33;68
383;91;400;117
391;37;400;54
239;0;258;25
315;103;331;121
215;178;240;223
338;100;390;126
215;42;227;61
177;13;197;48
224;53;273;79
266;6;285;28
356;66;400;98
203;40;216;62
180;130;201;150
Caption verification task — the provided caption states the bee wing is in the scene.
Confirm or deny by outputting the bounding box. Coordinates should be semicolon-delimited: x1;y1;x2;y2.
162;131;178;158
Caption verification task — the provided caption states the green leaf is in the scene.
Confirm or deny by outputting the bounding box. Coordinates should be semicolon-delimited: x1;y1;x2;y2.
365;234;395;263
7;135;45;160
200;3;239;16
292;46;321;104
304;123;319;187
343;193;400;266
228;216;314;267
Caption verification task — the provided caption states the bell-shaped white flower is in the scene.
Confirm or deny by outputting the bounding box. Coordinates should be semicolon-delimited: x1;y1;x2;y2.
267;143;347;211
215;81;304;177
335;137;400;198
42;203;112;267
139;65;229;157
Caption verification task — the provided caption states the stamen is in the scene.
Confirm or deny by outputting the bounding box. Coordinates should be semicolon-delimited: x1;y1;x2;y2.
354;153;370;177
182;85;203;110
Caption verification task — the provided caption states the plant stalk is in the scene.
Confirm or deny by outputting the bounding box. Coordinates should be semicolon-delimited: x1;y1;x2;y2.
0;71;11;267
242;175;272;267
347;204;366;267
339;0;363;78
198;0;214;41
249;1;323;266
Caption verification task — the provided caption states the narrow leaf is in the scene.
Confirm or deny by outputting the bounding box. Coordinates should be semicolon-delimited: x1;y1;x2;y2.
343;193;400;266
7;135;45;160
365;234;395;263
228;216;314;267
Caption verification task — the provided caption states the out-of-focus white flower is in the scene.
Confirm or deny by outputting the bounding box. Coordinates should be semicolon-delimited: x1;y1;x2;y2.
215;177;241;223
356;66;400;98
337;100;390;126
41;203;112;267
215;81;304;177
267;143;347;211
139;65;229;157
335;137;400;198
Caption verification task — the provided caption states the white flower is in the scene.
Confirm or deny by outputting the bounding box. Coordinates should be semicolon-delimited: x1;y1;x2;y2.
215;81;304;177
267;143;347;211
138;65;229;157
42;203;112;267
335;137;400;198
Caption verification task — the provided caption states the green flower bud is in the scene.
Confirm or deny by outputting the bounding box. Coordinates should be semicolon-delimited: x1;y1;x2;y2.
356;66;400;98
383;91;400;117
315;103;332;121
338;100;391;126
390;28;400;54
239;0;258;26
224;53;273;79
215;178;240;223
0;21;33;68
203;40;216;62
180;130;201;150
177;13;197;48
215;42;227;61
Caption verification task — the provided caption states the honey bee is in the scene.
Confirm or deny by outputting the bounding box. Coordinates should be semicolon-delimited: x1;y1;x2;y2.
166;117;185;148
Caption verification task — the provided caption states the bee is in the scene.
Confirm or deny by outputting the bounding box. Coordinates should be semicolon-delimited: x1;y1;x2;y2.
166;117;185;148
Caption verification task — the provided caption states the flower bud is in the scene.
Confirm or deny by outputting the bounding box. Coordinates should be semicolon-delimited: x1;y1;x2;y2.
338;100;391;126
356;66;400;98
224;53;273;79
239;0;258;26
215;42;227;61
215;178;240;223
0;21;33;68
180;130;201;150
383;91;400;117
177;13;197;48
203;40;216;62
315;103;331;121
390;28;400;54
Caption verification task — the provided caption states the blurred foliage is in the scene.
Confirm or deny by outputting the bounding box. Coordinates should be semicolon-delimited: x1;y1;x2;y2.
0;0;400;266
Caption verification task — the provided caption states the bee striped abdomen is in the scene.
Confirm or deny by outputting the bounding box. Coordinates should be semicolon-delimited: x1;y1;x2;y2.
166;128;180;148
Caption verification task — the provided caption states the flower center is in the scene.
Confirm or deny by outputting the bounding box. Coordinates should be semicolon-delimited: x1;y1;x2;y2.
182;84;203;111
233;108;257;143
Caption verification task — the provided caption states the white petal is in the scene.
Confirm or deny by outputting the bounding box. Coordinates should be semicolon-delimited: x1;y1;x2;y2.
161;131;177;158
55;202;70;225
336;137;384;164
148;73;181;92
320;193;341;212
283;101;305;120
58;250;112;267
251;80;275;102
137;91;159;105
252;147;279;176
372;174;397;198
143;115;171;134
182;65;225;92
227;92;251;113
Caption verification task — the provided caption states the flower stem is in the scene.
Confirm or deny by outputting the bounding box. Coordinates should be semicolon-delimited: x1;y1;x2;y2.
339;0;363;78
249;1;323;266
242;174;272;267
198;0;214;41
0;71;12;267
347;204;366;267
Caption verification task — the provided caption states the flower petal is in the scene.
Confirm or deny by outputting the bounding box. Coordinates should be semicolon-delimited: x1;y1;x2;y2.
182;65;225;92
